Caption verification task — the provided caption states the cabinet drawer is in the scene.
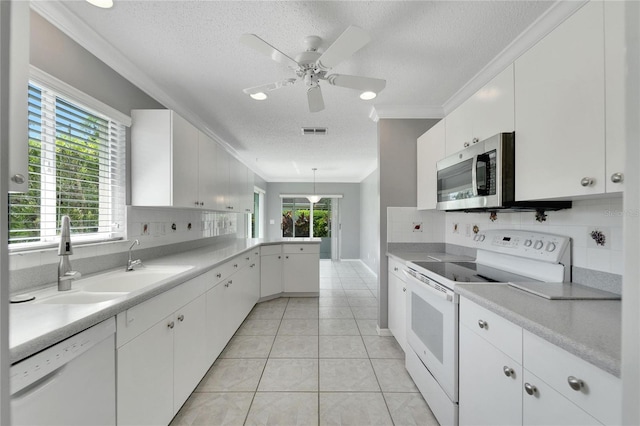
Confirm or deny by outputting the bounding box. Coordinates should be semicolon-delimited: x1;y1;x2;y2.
388;257;407;281
523;330;621;425
460;297;522;362
260;244;282;256
116;273;207;347
283;244;320;254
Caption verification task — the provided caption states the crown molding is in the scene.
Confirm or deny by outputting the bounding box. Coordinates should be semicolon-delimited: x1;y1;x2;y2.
369;105;445;122
442;0;588;115
29;0;254;173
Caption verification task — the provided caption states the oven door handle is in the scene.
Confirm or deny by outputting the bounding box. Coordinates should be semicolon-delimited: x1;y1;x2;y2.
403;270;453;302
471;155;479;196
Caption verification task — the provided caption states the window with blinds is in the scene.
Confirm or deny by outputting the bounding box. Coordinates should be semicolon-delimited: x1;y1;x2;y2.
8;82;126;248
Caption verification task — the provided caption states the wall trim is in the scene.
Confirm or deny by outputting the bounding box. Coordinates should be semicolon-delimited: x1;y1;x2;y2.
442;0;588;115
369;105;444;122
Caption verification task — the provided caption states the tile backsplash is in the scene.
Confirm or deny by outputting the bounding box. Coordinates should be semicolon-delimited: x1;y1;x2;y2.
387;197;624;275
444;197;624;275
387;207;445;243
9;206;246;292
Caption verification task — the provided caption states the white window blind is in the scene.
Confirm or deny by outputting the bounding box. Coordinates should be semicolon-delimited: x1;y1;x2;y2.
8;81;126;248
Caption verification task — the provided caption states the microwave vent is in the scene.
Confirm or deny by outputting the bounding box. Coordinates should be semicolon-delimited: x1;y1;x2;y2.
301;127;328;135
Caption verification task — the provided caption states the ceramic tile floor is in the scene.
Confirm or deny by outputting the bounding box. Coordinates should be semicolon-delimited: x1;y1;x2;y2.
171;260;439;426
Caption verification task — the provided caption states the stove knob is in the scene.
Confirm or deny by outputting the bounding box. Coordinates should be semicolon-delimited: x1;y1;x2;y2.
534;240;544;250
546;242;557;252
524;239;533;247
478;235;485;242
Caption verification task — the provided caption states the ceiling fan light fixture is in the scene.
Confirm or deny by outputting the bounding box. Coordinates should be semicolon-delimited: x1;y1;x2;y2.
86;0;113;8
360;91;377;100
250;92;268;100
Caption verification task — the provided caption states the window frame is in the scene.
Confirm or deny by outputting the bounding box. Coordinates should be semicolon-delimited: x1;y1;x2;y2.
8;67;130;251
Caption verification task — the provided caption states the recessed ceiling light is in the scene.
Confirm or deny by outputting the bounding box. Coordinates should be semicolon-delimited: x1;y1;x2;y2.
86;0;113;8
360;91;377;100
250;92;268;101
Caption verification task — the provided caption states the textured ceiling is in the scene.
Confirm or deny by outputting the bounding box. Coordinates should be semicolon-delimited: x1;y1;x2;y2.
51;0;553;182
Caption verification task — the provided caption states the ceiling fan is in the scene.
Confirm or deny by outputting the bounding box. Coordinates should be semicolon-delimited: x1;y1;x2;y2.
240;25;386;113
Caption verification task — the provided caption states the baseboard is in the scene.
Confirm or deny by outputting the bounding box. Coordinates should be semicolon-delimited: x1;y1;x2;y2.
377;326;393;337
257;292;319;303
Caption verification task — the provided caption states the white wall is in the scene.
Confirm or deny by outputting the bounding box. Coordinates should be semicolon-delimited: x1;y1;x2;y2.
359;169;379;273
387;207;445;243
444;198;624;275
265;182;361;259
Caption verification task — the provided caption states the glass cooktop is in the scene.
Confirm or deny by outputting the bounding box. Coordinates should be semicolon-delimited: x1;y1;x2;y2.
410;261;540;284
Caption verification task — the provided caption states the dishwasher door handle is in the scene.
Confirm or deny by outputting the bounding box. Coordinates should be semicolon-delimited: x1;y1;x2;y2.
11;365;68;400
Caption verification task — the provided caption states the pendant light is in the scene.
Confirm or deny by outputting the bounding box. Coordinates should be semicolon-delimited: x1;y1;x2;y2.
307;168;321;204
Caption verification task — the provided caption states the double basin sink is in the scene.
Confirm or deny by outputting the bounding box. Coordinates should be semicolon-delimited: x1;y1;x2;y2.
33;265;193;305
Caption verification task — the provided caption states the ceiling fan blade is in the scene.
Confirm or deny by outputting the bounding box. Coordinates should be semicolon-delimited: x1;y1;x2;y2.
326;74;386;93
316;25;371;70
240;33;299;69
243;78;297;95
307;86;325;113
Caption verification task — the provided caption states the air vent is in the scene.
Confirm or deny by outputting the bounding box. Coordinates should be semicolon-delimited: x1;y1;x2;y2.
301;127;328;135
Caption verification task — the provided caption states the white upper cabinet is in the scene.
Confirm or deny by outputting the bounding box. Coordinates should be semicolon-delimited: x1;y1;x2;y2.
515;1;606;200
131;109;255;210
445;64;514;156
604;0;626;193
7;1;30;193
417;120;445;210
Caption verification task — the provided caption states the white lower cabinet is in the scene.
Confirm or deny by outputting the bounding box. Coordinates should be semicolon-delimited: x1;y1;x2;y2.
459;297;621;426
522;370;600;426
261;244;320;296
117;292;207;426
260;245;283;298
387;257;407;351
459;324;522;426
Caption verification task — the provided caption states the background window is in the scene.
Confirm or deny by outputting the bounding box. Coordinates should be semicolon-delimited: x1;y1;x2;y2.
8;81;126;248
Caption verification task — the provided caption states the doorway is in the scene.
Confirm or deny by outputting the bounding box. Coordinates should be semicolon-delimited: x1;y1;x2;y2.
281;196;340;260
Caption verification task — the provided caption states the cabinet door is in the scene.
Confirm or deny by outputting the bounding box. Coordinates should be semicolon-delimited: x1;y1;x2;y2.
283;253;320;293
171;112;200;208
445;101;473;155
173;295;208;414
417;120;446;210
459;324;522;426
205;282;228;361
117;315;174;426
523;370;600;426
228;157;247;212
214;145;230;211
604;0;625;193
243;169;255;213
471;64;515;141
387;271;407;351
198;131;217;209
261;253;283;298
7;1;30;192
515;1;605;200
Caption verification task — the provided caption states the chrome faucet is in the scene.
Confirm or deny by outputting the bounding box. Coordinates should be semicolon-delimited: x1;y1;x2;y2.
57;216;81;291
126;239;142;271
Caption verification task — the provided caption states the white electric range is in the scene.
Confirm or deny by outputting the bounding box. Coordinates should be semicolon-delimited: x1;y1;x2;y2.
403;229;572;426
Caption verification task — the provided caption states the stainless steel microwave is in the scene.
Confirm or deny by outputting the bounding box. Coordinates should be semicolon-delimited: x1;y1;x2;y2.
435;133;571;212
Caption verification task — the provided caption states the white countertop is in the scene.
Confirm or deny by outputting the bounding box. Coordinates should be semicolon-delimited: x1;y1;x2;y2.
10;238;320;364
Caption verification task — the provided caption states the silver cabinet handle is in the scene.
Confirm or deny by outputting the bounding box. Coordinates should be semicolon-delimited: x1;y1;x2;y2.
478;319;488;329
216;273;222;278
394;267;398;272
472;137;479;144
11;174;26;184
234;264;238;268
581;177;594;187
402;287;406;292
286;255;289;259
611;173;624;183
177;314;184;322
167;321;175;329
278;256;281;259
503;366;515;377
567;376;584;391
463;142;470;148
524;383;537;395
246;257;250;261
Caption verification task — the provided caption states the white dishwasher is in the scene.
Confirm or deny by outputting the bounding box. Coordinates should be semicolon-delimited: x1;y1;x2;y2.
10;318;116;426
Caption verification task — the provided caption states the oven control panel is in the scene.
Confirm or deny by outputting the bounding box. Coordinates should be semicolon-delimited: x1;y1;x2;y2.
473;230;570;263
